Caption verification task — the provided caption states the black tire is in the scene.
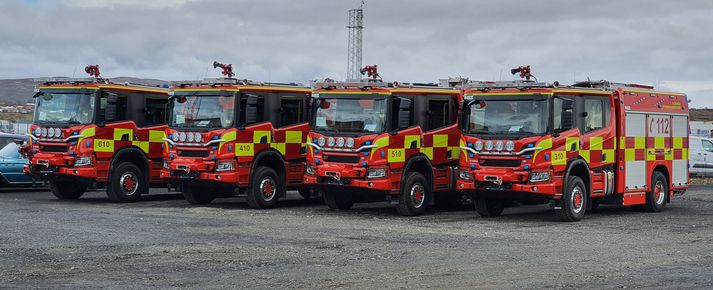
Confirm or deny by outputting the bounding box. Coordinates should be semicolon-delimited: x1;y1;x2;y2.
396;172;430;216
474;198;505;217
556;176;587;222
323;190;354;210
106;162;146;203
246;166;281;209
643;171;667;212
182;184;215;204
49;180;86;200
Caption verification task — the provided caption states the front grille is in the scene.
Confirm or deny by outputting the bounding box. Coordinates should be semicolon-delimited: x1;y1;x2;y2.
480;159;521;167
178;150;209;158
42;145;68;153
323;154;360;164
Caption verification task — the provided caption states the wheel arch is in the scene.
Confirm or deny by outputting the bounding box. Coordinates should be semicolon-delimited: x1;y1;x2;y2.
250;149;286;188
652;164;670;202
564;158;591;204
402;154;434;197
110;147;150;185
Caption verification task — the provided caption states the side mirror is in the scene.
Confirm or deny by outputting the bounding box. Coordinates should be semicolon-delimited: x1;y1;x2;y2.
397;98;412;130
245;94;258;124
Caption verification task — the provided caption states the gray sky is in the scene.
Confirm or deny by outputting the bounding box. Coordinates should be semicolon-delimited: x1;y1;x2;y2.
2;0;713;107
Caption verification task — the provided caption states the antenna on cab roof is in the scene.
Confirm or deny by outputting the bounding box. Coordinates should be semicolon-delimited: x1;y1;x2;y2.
213;61;235;78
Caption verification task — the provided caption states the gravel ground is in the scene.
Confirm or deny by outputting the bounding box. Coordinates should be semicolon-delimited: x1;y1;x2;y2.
0;186;712;289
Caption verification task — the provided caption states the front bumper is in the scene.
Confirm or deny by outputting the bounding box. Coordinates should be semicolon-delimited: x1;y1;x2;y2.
304;162;391;191
458;167;560;196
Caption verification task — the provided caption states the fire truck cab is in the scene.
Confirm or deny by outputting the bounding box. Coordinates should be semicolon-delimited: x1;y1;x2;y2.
458;76;689;221
161;62;312;207
305;75;462;216
24;66;170;202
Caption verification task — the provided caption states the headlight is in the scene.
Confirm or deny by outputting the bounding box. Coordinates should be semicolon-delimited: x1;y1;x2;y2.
336;137;345;147
195;133;202;143
505;141;515;152
346;138;354;148
41;127;47;137
317;137;326;147
367;168;387;179
305;165;315;175
474;141;483;151
162;159;169;170
179;132;186;142
495;141;504;151
171;133;179;142
459;169;471;180
74;156;92;167
215;161;235;172
529;171;551;183
327;137;335;147
485;140;493;151
187;132;194;142
48;128;55;138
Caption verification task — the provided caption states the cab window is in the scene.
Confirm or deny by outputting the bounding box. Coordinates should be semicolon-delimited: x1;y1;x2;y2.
702;139;713;152
584;97;608;132
553;96;575;133
427;97;454;131
239;94;265;126
280;96;304;127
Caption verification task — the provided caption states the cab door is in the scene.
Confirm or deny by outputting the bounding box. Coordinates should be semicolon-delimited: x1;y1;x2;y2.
577;95;616;195
273;93;310;162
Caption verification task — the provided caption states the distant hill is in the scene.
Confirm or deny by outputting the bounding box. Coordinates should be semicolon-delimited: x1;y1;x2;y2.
690;108;713;122
0;77;169;105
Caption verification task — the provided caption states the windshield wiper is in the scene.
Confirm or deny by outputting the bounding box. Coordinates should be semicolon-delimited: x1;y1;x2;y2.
469;130;490;135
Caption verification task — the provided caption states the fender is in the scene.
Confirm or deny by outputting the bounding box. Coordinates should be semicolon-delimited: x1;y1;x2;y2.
563;157;592;205
109;147;150;187
401;154;435;204
249;149;286;191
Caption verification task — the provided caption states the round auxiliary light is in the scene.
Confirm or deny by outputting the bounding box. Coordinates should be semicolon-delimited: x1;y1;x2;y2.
484;140;494;151
41;127;48;137
327;137;335;147
495;140;504;151
186;132;194;142
346;137;355;148
34;128;41;137
505;141;515;152
179;132;187;142
195;133;202;143
48;128;55;138
336;137;345;147
317;137;326;147
171;133;179;142
474;141;483;151
58;130;64;139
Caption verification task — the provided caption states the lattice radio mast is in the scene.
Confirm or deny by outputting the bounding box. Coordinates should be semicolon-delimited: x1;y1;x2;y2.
346;1;364;81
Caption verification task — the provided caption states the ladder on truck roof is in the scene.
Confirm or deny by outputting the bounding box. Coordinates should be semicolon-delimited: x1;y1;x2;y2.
312;78;454;90
572;80;655;91
464;80;556;90
172;78;304;88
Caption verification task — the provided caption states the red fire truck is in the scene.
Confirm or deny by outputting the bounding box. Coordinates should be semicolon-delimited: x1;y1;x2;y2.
305;67;463;216
23;65;170;202
161;62;313;207
458;67;689;221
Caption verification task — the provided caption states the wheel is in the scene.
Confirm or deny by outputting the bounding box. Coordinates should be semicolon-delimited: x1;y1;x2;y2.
474;198;505;217
323;190;354;210
182;184;215;204
396;172;430;216
49;180;86;200
106;162;145;203
643;171;667;212
246;166;281;209
555;176;587;222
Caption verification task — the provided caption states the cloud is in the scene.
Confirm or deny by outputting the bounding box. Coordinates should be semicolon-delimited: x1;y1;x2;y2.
2;0;713;106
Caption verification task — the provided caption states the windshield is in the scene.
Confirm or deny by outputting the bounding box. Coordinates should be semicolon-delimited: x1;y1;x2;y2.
466;97;549;135
314;96;387;134
170;95;235;129
34;93;95;125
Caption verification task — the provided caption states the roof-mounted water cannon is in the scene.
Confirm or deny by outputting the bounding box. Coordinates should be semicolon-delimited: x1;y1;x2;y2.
511;65;537;82
360;65;382;82
213;61;234;78
85;65;101;78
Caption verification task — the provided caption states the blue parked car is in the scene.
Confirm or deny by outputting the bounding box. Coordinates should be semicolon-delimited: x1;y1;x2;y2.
0;133;38;186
